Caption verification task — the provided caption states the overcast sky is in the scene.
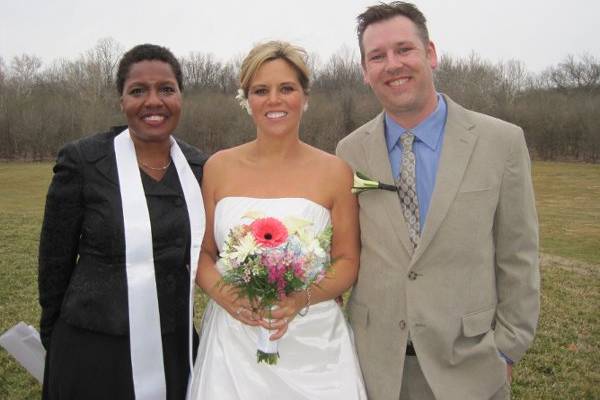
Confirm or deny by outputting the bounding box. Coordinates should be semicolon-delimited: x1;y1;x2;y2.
1;0;598;73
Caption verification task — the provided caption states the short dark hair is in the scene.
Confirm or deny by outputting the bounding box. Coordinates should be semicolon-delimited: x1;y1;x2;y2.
116;44;183;94
357;2;429;64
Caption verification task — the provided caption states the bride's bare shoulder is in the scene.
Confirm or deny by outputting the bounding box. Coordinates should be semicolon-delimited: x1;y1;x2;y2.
205;144;250;169
303;144;353;178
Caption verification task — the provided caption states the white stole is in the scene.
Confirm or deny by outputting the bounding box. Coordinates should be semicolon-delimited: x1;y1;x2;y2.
114;130;204;400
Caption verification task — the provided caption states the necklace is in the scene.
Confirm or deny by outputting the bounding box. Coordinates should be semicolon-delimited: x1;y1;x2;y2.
138;158;172;171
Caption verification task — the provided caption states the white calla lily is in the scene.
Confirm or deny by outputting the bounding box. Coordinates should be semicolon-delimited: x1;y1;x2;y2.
351;171;397;194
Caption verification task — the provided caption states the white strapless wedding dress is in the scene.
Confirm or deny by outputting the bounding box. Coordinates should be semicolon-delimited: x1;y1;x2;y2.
190;197;366;399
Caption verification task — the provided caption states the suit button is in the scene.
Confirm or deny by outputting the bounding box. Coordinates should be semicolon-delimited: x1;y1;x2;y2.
408;271;417;280
399;320;406;330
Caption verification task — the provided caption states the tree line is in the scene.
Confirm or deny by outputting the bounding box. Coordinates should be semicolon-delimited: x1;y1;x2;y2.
1;38;599;162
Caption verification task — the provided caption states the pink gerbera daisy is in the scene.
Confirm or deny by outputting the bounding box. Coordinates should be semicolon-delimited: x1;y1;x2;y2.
250;217;288;248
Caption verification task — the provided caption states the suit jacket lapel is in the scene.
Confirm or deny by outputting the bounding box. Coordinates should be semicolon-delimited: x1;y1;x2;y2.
412;96;477;263
79;129;120;185
361;113;414;255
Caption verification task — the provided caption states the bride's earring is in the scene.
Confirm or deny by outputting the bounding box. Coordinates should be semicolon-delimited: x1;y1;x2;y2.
303;102;309;112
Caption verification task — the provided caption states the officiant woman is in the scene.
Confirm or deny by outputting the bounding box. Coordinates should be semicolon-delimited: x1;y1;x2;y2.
38;43;206;400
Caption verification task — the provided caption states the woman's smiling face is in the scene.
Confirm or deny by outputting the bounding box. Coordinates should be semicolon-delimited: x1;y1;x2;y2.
247;58;307;138
120;60;182;143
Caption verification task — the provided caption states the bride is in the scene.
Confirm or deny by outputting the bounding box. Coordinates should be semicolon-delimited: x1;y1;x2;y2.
190;41;366;399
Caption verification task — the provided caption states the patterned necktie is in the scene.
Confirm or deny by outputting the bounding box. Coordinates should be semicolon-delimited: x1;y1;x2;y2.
396;132;420;248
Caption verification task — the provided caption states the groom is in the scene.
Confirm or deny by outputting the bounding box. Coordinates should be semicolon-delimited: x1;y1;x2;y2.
336;2;540;399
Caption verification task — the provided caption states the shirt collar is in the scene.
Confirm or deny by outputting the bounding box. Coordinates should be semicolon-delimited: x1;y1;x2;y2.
384;93;447;152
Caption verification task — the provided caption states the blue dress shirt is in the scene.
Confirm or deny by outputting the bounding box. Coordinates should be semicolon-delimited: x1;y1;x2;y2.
385;94;447;230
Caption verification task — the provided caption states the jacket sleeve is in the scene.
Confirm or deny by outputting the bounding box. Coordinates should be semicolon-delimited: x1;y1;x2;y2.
38;142;84;349
493;129;540;363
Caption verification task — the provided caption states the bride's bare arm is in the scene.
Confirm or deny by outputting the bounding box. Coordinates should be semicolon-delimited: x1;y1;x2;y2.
267;157;359;339
311;157;360;301
195;154;260;326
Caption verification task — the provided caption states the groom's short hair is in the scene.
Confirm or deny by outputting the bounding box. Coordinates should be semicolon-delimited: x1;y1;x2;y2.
357;2;430;65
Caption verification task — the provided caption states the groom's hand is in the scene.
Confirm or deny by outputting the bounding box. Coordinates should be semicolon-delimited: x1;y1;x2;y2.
506;364;513;384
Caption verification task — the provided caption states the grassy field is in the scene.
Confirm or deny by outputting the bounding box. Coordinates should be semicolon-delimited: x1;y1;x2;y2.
1;161;599;399
533;162;600;265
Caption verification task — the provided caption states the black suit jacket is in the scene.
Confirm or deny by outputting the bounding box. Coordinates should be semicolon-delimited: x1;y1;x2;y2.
38;126;207;349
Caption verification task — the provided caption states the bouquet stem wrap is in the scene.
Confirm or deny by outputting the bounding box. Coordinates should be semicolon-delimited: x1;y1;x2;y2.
257;326;279;364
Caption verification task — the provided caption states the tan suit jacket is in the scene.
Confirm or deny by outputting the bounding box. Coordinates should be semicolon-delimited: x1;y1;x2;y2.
336;95;540;400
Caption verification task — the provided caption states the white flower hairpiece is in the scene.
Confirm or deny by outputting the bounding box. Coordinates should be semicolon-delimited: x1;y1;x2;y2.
235;89;252;115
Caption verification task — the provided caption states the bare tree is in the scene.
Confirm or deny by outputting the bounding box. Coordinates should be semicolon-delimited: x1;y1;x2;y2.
181;52;221;90
0;56;6;85
82;37;123;96
547;54;600;92
89;37;123;89
314;46;363;91
9;54;42;96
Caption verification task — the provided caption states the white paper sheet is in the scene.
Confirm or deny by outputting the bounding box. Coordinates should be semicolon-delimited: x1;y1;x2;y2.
0;322;45;383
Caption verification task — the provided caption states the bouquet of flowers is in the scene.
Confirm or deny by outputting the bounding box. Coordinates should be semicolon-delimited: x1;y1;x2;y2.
218;211;333;364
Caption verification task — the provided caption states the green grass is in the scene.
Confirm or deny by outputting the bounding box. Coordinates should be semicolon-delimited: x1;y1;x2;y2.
0;162;52;399
1;161;599;399
533;161;600;265
512;255;599;399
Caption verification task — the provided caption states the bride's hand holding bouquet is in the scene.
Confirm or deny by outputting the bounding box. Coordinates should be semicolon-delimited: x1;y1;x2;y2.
217;212;332;364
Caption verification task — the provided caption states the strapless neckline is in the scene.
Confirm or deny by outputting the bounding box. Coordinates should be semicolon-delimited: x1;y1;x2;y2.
215;196;329;212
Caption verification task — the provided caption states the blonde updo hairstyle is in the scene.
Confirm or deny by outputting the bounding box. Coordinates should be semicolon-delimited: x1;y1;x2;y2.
239;41;311;99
